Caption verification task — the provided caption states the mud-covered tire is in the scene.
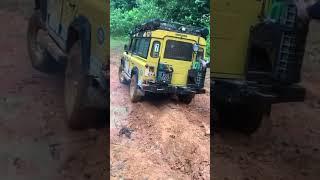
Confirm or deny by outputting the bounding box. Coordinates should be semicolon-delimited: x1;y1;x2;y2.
216;103;271;135
178;94;195;104
27;11;61;73
239;104;271;135
129;73;142;103
64;41;94;130
118;65;127;84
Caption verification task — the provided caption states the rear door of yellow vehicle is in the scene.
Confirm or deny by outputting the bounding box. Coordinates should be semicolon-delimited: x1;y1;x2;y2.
160;37;195;86
211;0;263;79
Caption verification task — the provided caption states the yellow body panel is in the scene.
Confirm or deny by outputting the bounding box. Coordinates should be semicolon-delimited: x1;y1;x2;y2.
211;0;264;79
151;30;206;46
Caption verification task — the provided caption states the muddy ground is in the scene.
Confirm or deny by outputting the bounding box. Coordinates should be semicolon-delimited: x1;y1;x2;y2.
110;45;211;178
0;3;106;180
213;20;320;180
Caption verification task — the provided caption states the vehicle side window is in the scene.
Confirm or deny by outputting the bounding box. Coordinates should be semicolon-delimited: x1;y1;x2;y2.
133;38;140;54
128;39;133;52
133;38;150;59
130;39;137;52
151;41;161;58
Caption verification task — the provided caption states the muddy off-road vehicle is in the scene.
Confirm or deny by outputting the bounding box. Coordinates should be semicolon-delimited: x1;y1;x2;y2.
119;19;209;104
211;0;315;134
27;0;108;129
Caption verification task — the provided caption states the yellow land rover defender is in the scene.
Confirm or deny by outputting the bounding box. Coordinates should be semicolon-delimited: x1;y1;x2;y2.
119;19;209;104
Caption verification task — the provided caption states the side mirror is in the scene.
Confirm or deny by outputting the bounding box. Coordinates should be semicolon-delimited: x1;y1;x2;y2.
124;44;128;52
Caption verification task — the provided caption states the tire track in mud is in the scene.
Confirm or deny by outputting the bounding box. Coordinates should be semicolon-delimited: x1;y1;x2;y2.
110;47;210;179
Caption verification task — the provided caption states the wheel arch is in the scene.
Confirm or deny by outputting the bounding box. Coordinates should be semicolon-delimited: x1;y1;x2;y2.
66;17;109;92
66;16;92;69
131;66;139;78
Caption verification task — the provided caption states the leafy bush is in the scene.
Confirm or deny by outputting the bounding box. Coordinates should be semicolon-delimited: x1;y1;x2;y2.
111;0;210;56
110;1;162;37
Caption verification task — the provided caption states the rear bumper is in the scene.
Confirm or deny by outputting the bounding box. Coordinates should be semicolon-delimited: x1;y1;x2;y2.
142;83;205;95
211;79;305;105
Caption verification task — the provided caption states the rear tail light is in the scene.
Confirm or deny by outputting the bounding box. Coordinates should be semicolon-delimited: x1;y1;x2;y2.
144;66;155;76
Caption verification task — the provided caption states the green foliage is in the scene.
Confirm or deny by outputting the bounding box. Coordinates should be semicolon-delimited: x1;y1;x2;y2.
110;0;162;36
111;0;210;56
110;0;137;10
153;0;209;26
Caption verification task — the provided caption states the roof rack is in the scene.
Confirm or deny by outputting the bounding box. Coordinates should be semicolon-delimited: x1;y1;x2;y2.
130;19;209;39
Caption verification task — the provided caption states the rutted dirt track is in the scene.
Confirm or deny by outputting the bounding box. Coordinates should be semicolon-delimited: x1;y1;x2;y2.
213;21;320;180
110;47;210;178
0;5;106;180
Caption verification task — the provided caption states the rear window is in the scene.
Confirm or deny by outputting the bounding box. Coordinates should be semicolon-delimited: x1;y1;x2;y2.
164;40;193;61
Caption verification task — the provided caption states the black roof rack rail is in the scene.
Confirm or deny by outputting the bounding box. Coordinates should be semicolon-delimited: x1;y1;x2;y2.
129;19;209;39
